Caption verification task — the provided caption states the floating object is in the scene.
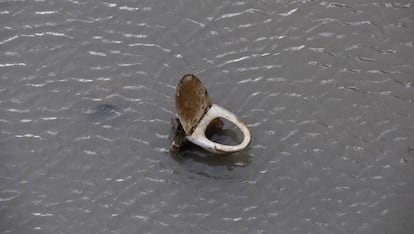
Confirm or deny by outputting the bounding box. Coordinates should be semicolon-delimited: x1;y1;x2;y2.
175;74;251;154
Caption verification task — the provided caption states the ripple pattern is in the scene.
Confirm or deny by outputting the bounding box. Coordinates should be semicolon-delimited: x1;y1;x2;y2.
0;0;413;233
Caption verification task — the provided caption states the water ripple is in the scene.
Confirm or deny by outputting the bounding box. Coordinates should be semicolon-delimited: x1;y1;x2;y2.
0;0;413;233
0;62;26;67
0;189;21;202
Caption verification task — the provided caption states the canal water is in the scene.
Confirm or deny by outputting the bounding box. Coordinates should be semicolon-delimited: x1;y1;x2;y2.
1;0;413;233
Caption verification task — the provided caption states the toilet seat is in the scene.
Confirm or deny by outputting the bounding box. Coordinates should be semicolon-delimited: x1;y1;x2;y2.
185;104;251;154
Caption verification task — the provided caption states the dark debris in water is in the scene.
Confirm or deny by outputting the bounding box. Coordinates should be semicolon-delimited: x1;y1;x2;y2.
169;118;188;156
93;104;120;115
88;104;122;124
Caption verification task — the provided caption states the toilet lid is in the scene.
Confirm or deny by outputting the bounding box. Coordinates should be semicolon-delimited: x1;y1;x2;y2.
175;74;212;135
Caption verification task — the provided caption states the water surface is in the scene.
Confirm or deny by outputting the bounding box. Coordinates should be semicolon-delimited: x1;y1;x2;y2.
1;0;413;233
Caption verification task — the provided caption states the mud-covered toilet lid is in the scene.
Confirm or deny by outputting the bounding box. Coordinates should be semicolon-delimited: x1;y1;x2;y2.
175;74;212;135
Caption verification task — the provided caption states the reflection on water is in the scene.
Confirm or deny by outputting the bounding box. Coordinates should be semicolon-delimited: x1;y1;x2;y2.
1;0;414;233
173;145;252;170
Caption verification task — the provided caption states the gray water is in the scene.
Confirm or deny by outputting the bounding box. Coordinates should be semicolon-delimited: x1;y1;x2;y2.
1;0;413;233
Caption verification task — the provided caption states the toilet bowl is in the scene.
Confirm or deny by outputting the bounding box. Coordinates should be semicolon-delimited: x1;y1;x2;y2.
185;104;251;154
175;74;251;154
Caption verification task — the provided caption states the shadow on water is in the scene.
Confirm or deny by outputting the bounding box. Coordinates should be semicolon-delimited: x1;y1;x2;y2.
64;103;129;142
170;147;252;180
170;126;253;172
86;103;123;125
175;147;251;166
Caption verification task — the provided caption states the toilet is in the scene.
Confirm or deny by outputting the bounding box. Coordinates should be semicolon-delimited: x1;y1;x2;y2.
175;74;251;154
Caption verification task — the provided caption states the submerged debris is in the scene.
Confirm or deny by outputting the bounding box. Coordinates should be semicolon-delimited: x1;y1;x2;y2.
88;103;122;124
170;118;188;155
